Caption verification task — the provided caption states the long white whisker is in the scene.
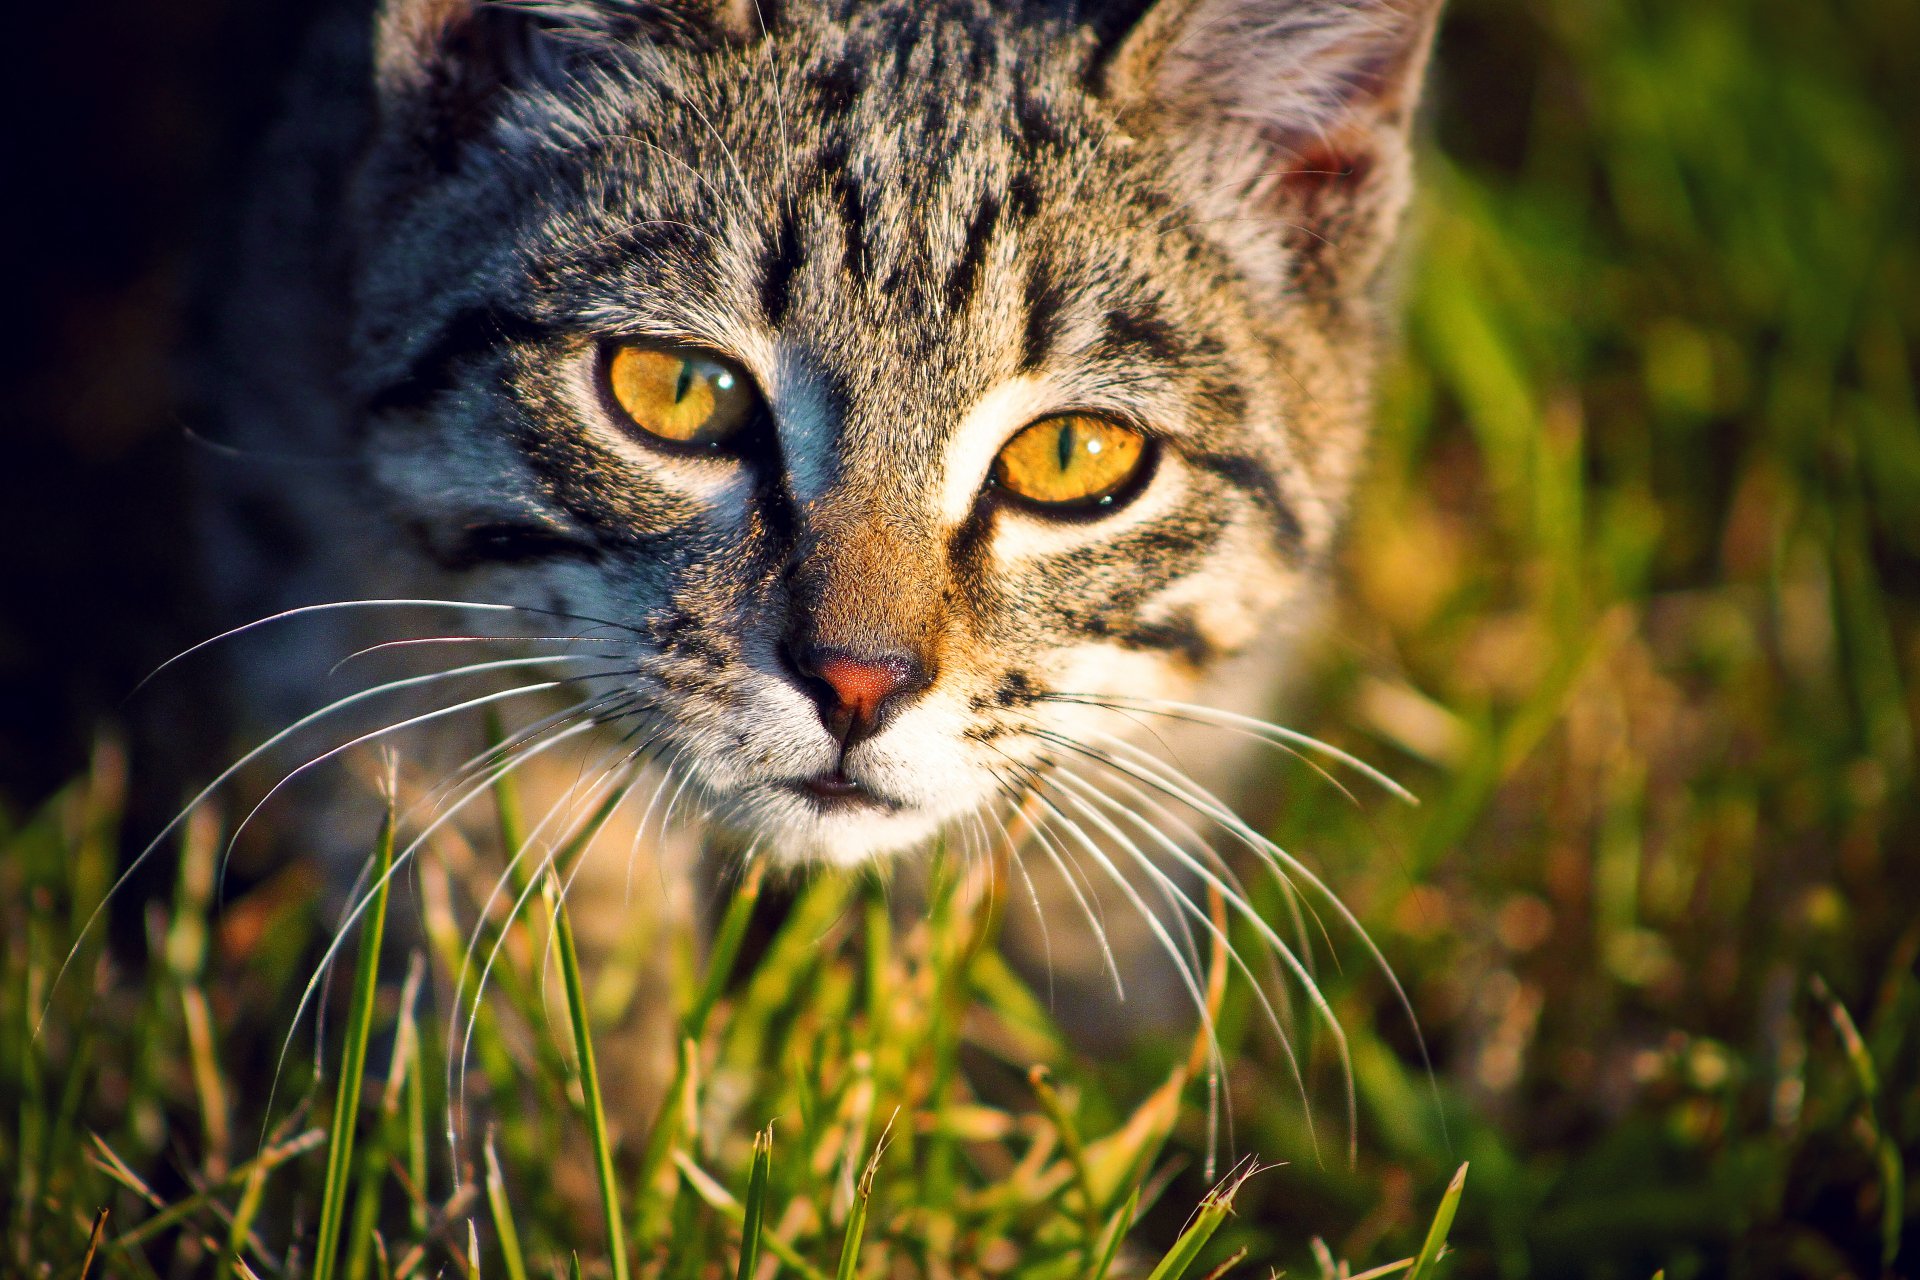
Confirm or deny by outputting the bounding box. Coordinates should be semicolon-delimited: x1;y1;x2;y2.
327;631;631;678
1040;737;1313;1015
38;654;609;1039
1046;692;1417;804
454;752;640;1146
986;774;1057;1000
1022;801;1126;1002
1025;779;1228;1172
130;597;640;697
260;715;599;1149
1037;775;1225;1167
219;670;627;878
1043;725;1440;1159
1076;726;1399;1011
1049;768;1317;1163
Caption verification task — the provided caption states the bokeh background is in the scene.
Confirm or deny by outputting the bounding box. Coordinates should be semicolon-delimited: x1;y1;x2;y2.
2;0;1916;1274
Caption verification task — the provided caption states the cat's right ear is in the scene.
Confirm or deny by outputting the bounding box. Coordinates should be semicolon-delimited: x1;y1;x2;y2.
371;0;765;161
1099;0;1444;304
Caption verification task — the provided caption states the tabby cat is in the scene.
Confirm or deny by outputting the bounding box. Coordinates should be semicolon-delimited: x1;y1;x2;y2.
187;0;1440;1026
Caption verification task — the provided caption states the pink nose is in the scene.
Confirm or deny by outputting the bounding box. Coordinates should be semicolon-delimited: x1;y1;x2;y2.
811;653;915;723
787;644;933;746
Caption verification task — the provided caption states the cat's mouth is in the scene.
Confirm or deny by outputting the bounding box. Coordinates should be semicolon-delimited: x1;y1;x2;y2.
787;770;904;813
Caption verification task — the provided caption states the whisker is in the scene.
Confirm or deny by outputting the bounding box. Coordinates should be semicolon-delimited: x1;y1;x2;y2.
260;715;599;1149
1034;732;1316;1011
130;597;645;698
1043;692;1417;804
1047;768;1318;1163
1039;725;1441;1159
1022;799;1127;1002
1022;778;1229;1171
217;669;631;883
1035;773;1233;1162
454;751;643;1146
39;655;616;1038
986;771;1058;1002
327;632;631;679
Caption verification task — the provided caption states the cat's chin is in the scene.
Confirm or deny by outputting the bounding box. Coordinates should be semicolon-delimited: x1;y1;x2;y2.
712;781;965;868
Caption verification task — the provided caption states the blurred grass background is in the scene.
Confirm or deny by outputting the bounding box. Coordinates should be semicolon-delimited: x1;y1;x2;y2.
1243;0;1920;1271
2;0;1917;1275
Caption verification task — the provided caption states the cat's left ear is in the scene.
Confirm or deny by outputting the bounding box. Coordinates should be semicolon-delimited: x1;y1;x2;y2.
1102;0;1444;303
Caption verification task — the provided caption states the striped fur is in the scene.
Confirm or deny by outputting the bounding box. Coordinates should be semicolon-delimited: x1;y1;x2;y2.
201;0;1441;866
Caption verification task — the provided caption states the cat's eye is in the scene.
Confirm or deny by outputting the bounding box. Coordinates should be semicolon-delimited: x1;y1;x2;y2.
991;414;1152;511
605;343;759;448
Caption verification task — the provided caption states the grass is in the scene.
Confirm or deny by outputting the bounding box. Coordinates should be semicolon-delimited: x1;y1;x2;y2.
0;743;1466;1276
4;0;1919;1273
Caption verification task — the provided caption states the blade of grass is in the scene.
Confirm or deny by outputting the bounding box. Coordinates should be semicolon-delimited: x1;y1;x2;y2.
549;871;630;1280
76;1208;107;1280
1144;1160;1264;1280
673;1151;830;1280
312;794;397;1280
1196;1248;1247;1280
1088;1186;1140;1280
636;861;768;1246
484;1132;530;1280
734;1126;773;1280
834;1116;893;1280
1405;1163;1469;1280
1028;1065;1100;1254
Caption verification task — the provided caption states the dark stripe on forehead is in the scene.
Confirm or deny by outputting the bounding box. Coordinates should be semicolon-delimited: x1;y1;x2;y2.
1012;83;1067;153
759;205;805;325
1095;303;1188;366
1020;260;1067;371
547;211;705;279
815;140;869;281
945;191;1001;314
361;306;543;418
805;51;864;117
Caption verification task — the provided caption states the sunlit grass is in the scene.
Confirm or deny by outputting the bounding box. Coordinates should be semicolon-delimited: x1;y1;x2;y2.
0;744;1467;1276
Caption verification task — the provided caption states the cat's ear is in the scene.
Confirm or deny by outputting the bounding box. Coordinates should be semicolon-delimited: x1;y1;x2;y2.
371;0;764;153
1103;0;1443;302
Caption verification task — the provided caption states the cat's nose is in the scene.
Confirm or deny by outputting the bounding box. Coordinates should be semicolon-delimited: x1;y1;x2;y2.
785;643;933;746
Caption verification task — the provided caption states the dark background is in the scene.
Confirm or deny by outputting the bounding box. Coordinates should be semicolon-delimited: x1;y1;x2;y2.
0;2;319;803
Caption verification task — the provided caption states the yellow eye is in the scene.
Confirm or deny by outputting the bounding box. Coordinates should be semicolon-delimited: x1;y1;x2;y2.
991;414;1151;510
606;343;759;447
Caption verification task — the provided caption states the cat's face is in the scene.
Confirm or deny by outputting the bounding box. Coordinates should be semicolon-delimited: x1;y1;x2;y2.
347;0;1438;863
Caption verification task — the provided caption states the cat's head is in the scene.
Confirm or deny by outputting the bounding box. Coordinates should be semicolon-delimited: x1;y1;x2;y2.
347;0;1440;864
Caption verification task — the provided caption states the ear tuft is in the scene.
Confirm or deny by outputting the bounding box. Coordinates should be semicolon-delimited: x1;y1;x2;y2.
368;0;765;178
1106;0;1444;301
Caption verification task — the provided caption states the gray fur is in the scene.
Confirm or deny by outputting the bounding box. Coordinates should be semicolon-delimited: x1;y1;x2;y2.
200;0;1441;868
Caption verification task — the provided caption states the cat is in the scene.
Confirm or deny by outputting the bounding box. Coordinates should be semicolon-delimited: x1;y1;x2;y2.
179;0;1442;1058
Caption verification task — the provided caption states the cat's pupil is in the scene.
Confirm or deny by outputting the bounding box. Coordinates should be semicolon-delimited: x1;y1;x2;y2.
1056;420;1076;473
673;360;694;404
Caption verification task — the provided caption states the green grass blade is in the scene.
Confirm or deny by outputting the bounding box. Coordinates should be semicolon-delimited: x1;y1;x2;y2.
1145;1159;1268;1280
312;796;396;1280
1405;1163;1468;1280
1088;1186;1140;1280
690;859;764;1040
833;1187;870;1280
834;1119;892;1280
484;1132;530;1280
1143;1199;1230;1280
735;1126;772;1280
674;1151;831;1280
550;874;630;1280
